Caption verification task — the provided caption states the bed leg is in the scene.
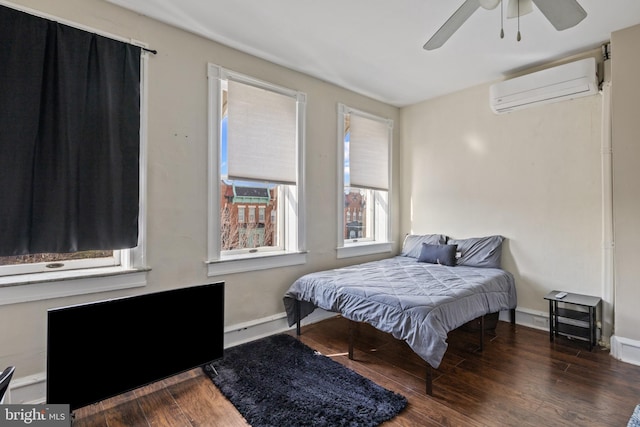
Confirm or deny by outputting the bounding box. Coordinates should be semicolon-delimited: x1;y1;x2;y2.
426;364;433;396
348;320;355;360
295;300;301;336
479;315;485;352
510;308;516;325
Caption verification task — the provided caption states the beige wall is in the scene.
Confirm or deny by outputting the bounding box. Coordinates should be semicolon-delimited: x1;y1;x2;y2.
400;68;603;317
611;24;640;343
0;0;400;378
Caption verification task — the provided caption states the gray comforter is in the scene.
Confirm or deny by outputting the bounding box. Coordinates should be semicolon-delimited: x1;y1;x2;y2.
283;256;517;368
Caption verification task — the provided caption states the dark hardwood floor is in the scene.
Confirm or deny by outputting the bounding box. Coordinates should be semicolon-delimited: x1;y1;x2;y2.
73;316;640;426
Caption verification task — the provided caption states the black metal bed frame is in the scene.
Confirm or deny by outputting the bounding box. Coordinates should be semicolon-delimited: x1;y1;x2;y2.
294;300;516;396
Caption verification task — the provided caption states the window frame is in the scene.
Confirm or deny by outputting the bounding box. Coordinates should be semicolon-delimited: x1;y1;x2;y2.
0;251;121;277
206;64;307;276
0;7;150;305
336;103;393;259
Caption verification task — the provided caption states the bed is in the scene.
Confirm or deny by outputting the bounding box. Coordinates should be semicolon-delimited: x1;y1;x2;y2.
283;234;517;395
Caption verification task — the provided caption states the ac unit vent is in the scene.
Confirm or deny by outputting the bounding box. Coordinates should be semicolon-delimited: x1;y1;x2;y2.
490;57;598;114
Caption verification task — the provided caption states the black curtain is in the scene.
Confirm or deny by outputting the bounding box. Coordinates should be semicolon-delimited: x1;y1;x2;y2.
0;5;141;256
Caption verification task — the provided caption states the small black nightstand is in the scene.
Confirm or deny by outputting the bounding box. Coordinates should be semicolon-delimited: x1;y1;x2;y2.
544;291;601;351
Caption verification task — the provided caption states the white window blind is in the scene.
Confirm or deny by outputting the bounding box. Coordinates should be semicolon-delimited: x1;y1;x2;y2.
349;114;390;191
227;80;297;184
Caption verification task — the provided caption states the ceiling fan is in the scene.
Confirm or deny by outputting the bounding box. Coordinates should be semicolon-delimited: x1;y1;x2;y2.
423;0;587;50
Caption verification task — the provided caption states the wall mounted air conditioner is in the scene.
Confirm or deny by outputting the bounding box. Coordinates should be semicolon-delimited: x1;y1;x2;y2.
490;57;598;114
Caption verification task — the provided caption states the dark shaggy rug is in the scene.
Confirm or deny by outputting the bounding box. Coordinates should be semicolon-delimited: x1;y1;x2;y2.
202;334;407;427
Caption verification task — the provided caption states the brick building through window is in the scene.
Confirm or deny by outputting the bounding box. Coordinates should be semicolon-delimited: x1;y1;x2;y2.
220;181;278;250
344;190;366;239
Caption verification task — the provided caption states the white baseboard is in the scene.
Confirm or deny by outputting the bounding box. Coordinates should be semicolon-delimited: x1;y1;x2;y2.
7;308;337;405
611;335;640;367
5;372;46;404
223;308;336;348
499;306;549;331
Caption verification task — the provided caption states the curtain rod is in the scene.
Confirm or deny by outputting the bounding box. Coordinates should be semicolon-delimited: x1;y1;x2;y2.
0;2;157;55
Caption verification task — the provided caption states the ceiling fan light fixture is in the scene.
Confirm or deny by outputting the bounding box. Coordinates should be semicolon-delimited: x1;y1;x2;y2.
507;0;533;18
478;0;501;10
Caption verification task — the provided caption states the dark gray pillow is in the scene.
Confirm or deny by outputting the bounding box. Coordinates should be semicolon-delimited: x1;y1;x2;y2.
401;234;448;258
417;243;458;266
447;235;504;268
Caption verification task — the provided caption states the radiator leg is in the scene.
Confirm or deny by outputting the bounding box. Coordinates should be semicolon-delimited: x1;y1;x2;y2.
348;320;355;360
295;300;301;336
426;364;433;396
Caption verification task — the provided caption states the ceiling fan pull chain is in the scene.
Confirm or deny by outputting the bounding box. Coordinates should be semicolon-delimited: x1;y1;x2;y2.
517;0;522;41
500;0;505;39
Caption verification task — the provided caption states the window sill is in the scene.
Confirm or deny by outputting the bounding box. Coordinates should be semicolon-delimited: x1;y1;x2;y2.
207;251;307;276
0;267;149;306
336;242;393;259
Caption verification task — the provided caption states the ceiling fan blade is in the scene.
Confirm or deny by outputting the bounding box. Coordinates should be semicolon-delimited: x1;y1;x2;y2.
423;0;481;51
531;0;587;31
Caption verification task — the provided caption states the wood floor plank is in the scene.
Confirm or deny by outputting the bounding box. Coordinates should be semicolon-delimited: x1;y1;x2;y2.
134;387;188;427
166;369;249;427
72;403;108;427
101;398;148;427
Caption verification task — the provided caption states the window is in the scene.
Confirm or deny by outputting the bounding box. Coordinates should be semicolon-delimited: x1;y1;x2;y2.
207;64;306;275
238;206;246;223
337;104;392;258
0;4;148;303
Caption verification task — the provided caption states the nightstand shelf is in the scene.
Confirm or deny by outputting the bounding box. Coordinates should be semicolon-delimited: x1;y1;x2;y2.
543;291;601;351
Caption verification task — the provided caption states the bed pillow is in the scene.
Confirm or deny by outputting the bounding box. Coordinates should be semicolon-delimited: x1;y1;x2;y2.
447;235;505;269
401;234;447;258
417;243;458;266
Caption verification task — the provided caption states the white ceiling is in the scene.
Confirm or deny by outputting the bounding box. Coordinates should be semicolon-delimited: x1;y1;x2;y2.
106;0;640;107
